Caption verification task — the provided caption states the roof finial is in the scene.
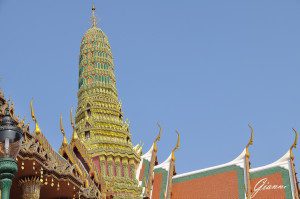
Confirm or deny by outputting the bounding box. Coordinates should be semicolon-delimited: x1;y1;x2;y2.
70;107;78;141
154;123;162;143
171;130;180;160
70;107;75;130
30;99;41;135
60;114;68;147
153;123;162;151
91;3;97;27
246;124;254;157
290;128;298;159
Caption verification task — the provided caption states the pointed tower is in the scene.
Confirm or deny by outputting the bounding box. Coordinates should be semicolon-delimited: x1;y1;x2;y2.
75;5;141;197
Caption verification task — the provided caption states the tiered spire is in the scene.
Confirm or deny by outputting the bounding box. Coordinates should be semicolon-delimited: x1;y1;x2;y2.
74;4;141;197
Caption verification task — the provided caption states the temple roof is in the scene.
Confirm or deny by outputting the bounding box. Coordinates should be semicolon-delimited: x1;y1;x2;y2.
0;92;100;198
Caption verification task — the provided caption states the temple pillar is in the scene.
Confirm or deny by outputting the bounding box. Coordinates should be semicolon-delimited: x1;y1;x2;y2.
99;156;106;177
115;157;121;177
129;159;136;179
19;177;42;199
122;158;129;178
107;156;114;176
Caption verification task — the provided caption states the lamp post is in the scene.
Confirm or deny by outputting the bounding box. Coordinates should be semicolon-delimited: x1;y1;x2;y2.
0;107;22;199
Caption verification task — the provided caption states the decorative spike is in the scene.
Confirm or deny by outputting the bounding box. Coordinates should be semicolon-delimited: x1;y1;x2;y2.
91;3;97;27
246;124;254;157
138;143;144;154
19;117;25;127
10;101;15;114
70;108;78;141
136;143;143;155
290;128;298;159
60;114;65;135
172;130;180;160
173;130;180;152
60;114;68;146
154;123;162;143
153;123;162;151
30;100;41;135
72;130;78;141
133;144;140;151
30;100;36;122
246;124;254;147
70;107;75;130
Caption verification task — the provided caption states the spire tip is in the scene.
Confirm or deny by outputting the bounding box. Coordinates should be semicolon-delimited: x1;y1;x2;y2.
91;3;97;27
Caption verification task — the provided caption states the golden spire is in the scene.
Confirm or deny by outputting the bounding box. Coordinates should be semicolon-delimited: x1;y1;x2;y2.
153;123;162;151
171;130;180;160
91;3;97;27
70;108;78;141
60;114;68;147
30;100;41;135
246;124;254;158
290;128;298;159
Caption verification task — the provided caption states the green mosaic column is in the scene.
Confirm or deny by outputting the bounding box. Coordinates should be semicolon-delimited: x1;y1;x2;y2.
0;158;18;199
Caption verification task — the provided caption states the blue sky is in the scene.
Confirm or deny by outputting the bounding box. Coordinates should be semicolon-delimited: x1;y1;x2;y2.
0;0;299;174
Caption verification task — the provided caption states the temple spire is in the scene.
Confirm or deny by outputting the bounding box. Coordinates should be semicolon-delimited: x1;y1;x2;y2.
91;3;97;27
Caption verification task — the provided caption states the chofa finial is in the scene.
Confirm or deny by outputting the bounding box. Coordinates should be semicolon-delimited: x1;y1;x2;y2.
60;114;68;146
153;123;162;151
154;123;162;143
290;128;298;159
30;100;41;135
172;130;180;160
246;124;254;148
246;124;254;158
30;99;36;123
60;114;65;136
70;107;75;130
70;107;78;141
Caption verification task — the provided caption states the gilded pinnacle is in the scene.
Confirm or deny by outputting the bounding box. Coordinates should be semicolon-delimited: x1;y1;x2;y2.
91;4;97;27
